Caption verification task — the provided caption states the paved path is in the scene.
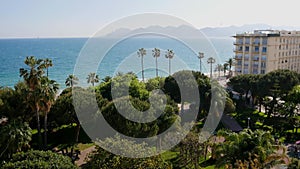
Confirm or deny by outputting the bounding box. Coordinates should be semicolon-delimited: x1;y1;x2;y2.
75;146;96;167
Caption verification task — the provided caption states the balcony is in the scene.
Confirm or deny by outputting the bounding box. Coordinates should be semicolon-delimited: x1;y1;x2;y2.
252;50;260;54
234;42;243;45
234;49;243;53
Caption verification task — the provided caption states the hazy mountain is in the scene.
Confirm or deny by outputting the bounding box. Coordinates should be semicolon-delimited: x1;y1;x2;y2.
201;24;300;38
104;24;300;38
105;25;202;38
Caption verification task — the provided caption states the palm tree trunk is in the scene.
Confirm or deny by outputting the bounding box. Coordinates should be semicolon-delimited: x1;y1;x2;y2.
169;58;171;75
199;58;201;73
141;57;144;81
75;123;81;143
155;57;158;77
210;63;213;79
36;109;42;149
204;144;208;160
44;112;48;149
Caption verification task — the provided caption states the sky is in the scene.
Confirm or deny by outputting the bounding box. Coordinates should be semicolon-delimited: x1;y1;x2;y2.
1;0;300;38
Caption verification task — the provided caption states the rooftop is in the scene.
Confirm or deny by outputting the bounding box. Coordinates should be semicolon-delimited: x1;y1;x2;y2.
234;30;300;37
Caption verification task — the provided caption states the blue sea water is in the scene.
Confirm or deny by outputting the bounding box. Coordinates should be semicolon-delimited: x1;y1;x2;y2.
0;37;233;88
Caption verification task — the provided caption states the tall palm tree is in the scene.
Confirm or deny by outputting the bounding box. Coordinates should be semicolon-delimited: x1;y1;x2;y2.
198;52;204;73
152;48;160;77
44;58;53;77
137;48;147;81
215;64;223;78
87;72;100;86
165;49;175;75
226;58;234;72
20;56;46;149
207;57;216;79
223;63;229;76
40;77;59;149
65;74;79;87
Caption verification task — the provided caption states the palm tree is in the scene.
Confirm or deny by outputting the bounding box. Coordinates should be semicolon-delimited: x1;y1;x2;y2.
20;56;46;149
227;58;234;70
226;58;234;76
207;57;216;79
198;52;204;73
44;58;53;77
215;64;223;78
215;129;286;168
137;48;147;81
87;72;100;86
65;74;79;87
152;48;160;77
40;77;59;149
223;63;229;76
165;49;175;75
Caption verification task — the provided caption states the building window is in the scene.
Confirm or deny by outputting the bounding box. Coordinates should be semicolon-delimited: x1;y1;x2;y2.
239;38;243;44
261;70;265;74
253;69;258;74
236;54;242;59
254;38;260;44
245;38;250;44
262;38;267;45
261;62;266;68
279;45;281;50
245;46;250;52
244;69;249;74
254;46;259;52
262;47;267;53
237;60;242;65
261;56;266;61
253;55;259;61
244;54;250;60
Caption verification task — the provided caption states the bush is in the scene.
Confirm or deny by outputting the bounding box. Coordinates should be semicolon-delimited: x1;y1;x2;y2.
2;150;78;169
84;135;172;169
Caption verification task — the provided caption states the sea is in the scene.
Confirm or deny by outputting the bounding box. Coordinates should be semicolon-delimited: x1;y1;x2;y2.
0;37;234;89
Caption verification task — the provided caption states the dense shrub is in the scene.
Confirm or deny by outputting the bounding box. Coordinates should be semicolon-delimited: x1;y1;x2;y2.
2;150;78;169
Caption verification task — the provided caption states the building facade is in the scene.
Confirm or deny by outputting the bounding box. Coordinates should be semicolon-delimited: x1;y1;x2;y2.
233;30;300;75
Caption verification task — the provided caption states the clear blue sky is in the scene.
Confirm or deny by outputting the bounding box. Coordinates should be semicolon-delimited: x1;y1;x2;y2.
1;0;300;38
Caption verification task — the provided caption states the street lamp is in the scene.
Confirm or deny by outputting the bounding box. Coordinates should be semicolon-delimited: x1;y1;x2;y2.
247;117;251;129
207;57;216;79
198;52;204;73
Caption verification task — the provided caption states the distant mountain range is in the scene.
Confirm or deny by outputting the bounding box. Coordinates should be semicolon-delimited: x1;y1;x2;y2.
105;24;300;38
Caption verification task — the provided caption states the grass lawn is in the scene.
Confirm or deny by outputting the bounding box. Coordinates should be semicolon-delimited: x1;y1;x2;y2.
76;143;95;151
162;150;221;168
